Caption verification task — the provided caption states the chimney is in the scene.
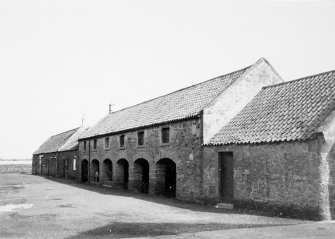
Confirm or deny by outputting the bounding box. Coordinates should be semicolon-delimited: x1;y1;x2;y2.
81;114;85;126
109;104;112;114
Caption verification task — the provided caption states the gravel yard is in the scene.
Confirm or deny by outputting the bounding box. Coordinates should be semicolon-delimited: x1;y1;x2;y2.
0;174;305;239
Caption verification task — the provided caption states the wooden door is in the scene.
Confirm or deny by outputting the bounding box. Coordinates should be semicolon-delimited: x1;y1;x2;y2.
219;152;234;202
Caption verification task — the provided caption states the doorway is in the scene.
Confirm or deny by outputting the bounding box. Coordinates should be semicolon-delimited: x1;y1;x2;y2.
64;159;69;178
155;158;176;197
116;159;129;189
134;158;149;193
82;160;88;182
219;152;234;202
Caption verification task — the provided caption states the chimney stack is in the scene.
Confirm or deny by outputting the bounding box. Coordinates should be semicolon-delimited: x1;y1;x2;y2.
81;114;85;126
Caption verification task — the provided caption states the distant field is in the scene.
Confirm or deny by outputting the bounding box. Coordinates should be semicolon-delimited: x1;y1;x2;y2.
0;158;31;161
0;160;31;165
0;160;32;174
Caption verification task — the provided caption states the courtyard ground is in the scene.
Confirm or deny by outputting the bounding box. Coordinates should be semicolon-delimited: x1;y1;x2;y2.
0;173;334;239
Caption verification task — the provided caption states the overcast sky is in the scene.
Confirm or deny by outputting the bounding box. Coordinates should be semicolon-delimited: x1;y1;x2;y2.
0;0;335;159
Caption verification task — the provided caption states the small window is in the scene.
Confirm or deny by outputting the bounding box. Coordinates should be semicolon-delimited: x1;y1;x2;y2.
120;135;125;148
84;141;87;151
73;159;76;170
138;131;144;146
105;137;110;149
162;127;170;144
93;139;97;150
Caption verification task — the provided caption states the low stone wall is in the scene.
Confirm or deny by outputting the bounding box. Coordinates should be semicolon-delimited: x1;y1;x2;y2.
203;138;329;220
0;164;32;174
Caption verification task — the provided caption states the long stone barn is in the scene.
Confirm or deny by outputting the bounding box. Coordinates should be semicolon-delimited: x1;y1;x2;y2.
32;58;335;220
75;58;282;201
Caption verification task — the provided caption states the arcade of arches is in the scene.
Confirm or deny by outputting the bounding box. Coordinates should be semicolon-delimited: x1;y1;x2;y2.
81;158;177;198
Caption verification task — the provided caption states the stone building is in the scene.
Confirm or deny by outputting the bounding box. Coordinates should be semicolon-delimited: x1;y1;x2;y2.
204;70;335;220
77;58;282;202
32;126;88;179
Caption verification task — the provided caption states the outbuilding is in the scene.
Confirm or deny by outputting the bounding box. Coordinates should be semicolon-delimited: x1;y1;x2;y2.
204;70;335;220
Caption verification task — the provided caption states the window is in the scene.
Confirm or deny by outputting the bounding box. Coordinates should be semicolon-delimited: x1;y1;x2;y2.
105;137;110;149
73;159;76;170
161;127;170;144
93;139;97;150
84;141;87;151
120;135;125;148
138;131;144;146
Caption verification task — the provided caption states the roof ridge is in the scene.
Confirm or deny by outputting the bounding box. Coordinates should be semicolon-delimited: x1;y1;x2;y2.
108;66;251;116
51;127;79;137
263;69;335;89
201;57;276;112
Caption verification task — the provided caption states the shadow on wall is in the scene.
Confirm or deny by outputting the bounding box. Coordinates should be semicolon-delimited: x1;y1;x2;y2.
64;222;291;239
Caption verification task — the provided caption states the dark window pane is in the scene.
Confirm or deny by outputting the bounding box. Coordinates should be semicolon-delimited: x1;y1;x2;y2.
162;127;170;143
138;131;144;146
105;137;109;148
84;141;87;150
120;135;125;147
93;139;97;150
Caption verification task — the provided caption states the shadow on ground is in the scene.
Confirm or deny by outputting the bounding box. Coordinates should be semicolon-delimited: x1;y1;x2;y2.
37;175;309;220
38;175;246;215
65;222;290;239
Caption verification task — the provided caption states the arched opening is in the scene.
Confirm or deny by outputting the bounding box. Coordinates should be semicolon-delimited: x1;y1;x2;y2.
102;159;113;182
81;160;88;182
133;158;149;193
116;159;129;189
91;159;100;183
155;158;176;197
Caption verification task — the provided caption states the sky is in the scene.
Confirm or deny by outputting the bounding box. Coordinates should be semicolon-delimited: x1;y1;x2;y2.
0;0;335;159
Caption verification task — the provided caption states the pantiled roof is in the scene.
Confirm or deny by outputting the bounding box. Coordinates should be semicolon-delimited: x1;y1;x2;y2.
34;128;79;154
59;127;89;151
80;66;250;139
207;70;335;145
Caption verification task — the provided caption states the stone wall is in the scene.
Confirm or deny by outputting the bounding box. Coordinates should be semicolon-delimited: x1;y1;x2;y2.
327;141;335;219
317;110;335;219
78;118;203;202
32;150;79;180
58;150;79;180
203;138;330;220
32;155;39;174
33;152;57;176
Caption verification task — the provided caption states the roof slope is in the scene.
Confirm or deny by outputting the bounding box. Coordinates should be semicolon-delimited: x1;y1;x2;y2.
34;128;79;154
80;66;250;139
208;70;335;145
59;126;89;151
